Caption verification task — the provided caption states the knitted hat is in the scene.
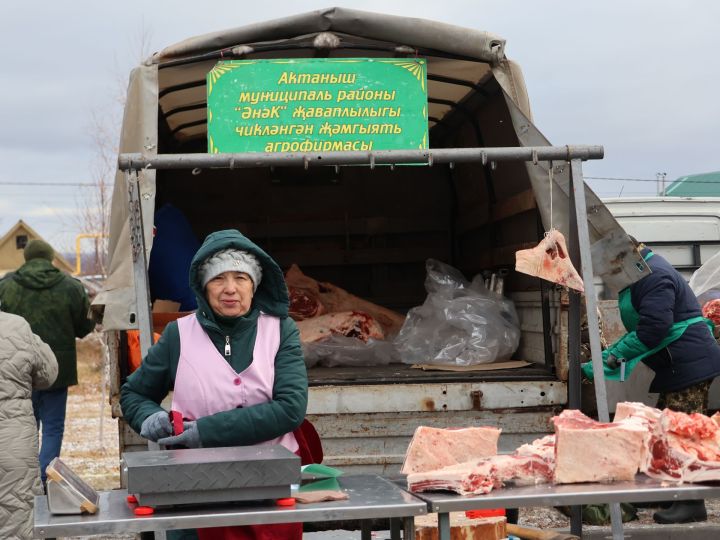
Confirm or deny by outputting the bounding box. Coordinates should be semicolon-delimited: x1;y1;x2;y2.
199;248;263;291
24;239;54;262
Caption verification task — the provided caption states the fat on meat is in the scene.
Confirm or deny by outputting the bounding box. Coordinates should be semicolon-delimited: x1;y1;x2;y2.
285;264;405;336
613;401;661;472
515;229;584;292
401;426;501;475
645;408;720;483
296;311;384;343
553;409;645;484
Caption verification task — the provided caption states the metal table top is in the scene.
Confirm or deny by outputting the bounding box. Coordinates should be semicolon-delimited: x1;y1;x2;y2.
410;474;720;513
34;474;427;538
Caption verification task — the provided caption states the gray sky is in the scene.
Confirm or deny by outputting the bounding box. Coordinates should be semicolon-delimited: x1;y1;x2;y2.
2;0;719;252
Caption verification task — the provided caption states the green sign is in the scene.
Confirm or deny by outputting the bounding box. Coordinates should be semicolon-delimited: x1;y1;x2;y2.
207;58;428;154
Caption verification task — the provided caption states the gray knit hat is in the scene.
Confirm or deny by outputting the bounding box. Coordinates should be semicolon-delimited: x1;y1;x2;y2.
199;248;263;291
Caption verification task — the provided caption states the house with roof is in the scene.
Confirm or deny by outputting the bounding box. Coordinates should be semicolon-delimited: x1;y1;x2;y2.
0;220;74;277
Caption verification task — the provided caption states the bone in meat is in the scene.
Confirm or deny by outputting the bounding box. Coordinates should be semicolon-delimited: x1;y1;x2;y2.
296;311;384;343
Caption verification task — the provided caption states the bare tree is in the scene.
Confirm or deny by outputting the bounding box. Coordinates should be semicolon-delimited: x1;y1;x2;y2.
72;24;153;277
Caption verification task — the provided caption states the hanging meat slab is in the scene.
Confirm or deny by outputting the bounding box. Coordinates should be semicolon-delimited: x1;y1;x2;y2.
515;229;585;292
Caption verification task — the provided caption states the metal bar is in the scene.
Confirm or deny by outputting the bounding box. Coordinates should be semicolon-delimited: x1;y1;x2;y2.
125;170;154;357
569;159;624;540
566;168;583;538
118;145;604;171
438;512;451;540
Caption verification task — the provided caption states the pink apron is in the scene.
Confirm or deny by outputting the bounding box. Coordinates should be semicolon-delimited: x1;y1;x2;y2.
173;313;301;540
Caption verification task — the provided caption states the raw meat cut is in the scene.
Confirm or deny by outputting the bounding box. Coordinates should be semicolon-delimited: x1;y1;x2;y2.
645;408;720;483
515;229;584;292
553;409;645;483
285;264;406;336
515;434;556;464
702;299;720;326
288;286;325;320
488;453;553;486
407;452;552;496
296;311;384;343
612;402;661;472
407;459;496;496
401;426;501;475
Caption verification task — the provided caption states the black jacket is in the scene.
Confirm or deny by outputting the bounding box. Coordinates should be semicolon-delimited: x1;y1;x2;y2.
633;249;720;392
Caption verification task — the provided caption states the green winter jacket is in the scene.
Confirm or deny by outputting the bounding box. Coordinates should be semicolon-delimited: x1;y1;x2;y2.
0;259;94;389
120;229;308;448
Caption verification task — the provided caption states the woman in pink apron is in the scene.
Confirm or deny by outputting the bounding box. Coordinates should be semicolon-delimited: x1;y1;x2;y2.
121;229;320;540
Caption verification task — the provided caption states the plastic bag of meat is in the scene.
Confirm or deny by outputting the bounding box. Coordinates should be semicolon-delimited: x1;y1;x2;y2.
394;259;520;366
515;229;584;292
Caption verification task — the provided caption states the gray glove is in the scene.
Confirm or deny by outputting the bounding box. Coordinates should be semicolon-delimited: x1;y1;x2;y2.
140;410;173;442
157;421;202;449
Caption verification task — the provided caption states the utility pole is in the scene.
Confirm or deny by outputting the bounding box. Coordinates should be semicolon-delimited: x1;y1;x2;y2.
656;171;667;196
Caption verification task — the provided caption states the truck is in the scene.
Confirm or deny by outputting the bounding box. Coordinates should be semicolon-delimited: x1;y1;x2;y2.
94;7;644;476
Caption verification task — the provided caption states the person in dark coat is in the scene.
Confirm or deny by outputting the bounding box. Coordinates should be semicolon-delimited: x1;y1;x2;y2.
0;239;95;486
586;238;720;523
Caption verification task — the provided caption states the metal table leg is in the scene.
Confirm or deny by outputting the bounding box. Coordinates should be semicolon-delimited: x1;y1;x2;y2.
390;517;401;540
438;512;450;540
403;516;415;540
361;519;372;540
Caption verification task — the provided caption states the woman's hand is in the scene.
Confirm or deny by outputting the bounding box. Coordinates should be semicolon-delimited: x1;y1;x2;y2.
158;421;202;448
139;410;173;441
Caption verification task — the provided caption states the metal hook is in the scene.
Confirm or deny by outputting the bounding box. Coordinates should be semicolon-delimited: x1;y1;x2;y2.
191;168;202;176
427;153;434;167
449;161;455;170
370;154;375;170
532;149;539;165
490;161;497;171
481;151;487;166
390;164;395;172
303;156;309;171
229;157;236;170
334;165;340;175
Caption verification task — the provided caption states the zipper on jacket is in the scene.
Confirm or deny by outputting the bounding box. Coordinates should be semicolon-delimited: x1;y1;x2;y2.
224;336;231;356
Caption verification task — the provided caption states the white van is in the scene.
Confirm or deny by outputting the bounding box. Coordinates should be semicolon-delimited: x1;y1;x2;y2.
602;197;720;280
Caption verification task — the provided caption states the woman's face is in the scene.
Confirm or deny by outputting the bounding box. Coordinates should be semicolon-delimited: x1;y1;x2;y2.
205;271;254;317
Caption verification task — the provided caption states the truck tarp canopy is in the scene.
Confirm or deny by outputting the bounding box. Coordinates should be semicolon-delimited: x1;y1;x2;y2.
95;7;641;329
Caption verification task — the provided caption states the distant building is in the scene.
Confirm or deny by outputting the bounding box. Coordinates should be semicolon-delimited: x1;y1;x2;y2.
665;171;720;197
0;220;74;277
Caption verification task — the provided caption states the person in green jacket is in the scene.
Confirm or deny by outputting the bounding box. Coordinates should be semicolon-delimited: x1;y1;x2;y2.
121;229;309;540
0;239;95;486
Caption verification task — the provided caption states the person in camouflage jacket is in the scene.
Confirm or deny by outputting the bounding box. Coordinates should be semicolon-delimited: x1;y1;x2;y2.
0;239;95;485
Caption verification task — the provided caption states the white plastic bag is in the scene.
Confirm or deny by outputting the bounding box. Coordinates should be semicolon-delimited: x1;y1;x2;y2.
395;259;521;366
689;250;720;305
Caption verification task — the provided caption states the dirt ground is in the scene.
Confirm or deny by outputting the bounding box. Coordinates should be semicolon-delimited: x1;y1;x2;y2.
59;333;720;539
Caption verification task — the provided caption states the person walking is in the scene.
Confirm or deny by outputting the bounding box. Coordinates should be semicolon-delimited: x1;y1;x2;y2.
0;239;96;486
0;311;58;539
584;237;720;523
121;229;316;540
